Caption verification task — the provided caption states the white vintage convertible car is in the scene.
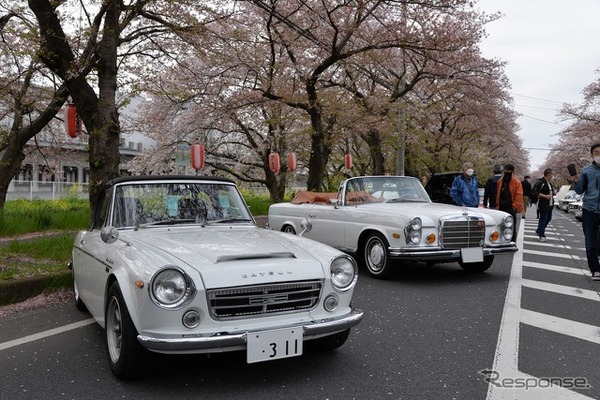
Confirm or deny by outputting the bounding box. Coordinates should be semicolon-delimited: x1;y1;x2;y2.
70;175;362;380
268;176;517;278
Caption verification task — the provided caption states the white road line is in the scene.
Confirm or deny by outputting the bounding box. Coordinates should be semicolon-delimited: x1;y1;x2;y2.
523;249;581;260
486;222;595;400
523;261;590;276
521;278;600;302
0;318;95;352
525;241;572;249
520;309;600;344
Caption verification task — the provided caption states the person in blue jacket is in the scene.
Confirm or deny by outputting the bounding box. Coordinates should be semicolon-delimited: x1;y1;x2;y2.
572;143;600;281
450;162;479;207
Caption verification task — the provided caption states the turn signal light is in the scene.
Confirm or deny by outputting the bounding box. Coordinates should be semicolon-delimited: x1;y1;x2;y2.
490;231;500;241
426;233;436;244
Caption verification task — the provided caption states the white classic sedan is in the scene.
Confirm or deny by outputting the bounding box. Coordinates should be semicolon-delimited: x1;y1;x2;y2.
70;175;362;380
269;176;517;279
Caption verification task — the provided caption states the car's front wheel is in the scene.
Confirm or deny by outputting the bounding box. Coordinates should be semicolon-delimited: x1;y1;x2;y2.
362;233;393;279
106;282;149;380
458;255;494;273
282;224;296;234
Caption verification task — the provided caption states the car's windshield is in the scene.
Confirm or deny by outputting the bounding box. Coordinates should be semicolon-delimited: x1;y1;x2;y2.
343;176;431;205
110;181;253;228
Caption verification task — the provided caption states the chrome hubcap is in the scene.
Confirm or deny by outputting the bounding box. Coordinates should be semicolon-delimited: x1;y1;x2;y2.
107;297;123;363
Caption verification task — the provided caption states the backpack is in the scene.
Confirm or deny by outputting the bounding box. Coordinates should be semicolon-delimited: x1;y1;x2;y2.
530;179;544;204
499;180;513;212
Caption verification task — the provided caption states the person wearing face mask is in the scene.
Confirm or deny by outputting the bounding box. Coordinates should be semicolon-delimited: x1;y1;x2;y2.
533;168;555;242
496;163;523;242
450;162;480;207
572;143;600;281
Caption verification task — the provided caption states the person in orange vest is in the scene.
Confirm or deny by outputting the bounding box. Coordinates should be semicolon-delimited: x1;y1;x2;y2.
496;164;524;242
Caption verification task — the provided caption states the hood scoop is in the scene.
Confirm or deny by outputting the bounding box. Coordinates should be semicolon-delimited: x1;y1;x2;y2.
215;251;296;263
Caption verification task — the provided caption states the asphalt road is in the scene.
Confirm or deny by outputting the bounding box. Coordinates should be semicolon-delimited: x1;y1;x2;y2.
1;207;599;400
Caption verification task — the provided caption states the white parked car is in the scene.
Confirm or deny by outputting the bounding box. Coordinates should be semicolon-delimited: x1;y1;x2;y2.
569;199;583;221
558;190;580;212
70;175;363;380
269;176;517;279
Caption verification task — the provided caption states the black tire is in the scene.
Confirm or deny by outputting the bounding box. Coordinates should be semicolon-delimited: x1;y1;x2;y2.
362;233;393;279
458;255;494;273
308;329;351;351
282;225;296;234
105;282;149;380
73;279;87;312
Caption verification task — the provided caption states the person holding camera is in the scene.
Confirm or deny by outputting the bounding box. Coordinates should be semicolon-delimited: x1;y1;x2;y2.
572;143;600;281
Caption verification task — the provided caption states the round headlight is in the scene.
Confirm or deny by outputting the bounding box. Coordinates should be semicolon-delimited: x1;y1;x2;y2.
410;217;422;231
330;256;358;291
150;267;195;309
503;215;514;228
409;230;421;244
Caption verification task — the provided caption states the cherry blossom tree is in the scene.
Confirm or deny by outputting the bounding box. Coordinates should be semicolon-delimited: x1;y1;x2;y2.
0;5;70;209
133;0;525;194
26;0;220;215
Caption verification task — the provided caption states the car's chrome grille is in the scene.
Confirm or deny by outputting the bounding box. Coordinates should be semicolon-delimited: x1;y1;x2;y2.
207;281;322;319
440;218;485;249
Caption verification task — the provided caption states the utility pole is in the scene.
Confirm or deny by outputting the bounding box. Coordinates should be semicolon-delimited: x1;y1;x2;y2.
396;103;405;176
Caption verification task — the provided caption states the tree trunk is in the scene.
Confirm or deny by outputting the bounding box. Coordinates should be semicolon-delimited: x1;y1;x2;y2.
364;129;386;175
29;0;122;220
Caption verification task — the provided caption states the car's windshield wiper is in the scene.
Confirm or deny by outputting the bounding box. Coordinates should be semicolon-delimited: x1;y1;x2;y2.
385;198;427;203
136;218;198;229
212;218;254;224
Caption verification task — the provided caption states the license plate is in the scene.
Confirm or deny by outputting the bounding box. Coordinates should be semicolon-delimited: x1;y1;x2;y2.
247;328;303;363
461;247;484;263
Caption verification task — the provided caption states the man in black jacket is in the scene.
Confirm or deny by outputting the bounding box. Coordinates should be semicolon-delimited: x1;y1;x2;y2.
483;164;502;208
534;169;556;241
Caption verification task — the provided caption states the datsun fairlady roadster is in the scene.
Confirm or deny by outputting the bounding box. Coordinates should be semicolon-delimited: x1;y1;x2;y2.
70;176;363;379
268;176;517;279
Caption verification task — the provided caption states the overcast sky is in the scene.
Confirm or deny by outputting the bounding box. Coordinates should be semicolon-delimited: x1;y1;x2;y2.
476;0;600;171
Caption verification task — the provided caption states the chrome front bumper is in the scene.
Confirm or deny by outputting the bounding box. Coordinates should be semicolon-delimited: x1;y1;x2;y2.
389;243;518;260
137;308;363;353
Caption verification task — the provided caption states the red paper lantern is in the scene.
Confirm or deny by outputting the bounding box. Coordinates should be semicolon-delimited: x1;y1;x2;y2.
64;104;83;138
287;152;297;172
269;152;280;174
190;144;205;171
344;153;353;170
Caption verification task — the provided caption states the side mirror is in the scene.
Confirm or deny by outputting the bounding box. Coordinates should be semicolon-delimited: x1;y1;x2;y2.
100;226;119;244
100;226;132;246
299;218;312;237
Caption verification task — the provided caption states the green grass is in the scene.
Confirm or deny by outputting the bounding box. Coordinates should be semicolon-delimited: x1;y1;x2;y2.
0;233;74;281
0;198;89;236
240;191;286;215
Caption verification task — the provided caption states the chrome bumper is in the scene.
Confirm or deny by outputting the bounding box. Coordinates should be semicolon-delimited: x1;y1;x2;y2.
137;308;363;353
389;243;518;260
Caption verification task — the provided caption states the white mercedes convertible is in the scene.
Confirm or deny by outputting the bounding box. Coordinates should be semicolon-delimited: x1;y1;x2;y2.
268;176;517;279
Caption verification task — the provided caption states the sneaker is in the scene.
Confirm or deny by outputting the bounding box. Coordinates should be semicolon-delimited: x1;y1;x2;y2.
538;236;547;242
592;272;600;281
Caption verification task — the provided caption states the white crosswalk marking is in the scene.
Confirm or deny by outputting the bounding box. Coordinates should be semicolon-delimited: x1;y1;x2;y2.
487;216;599;400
